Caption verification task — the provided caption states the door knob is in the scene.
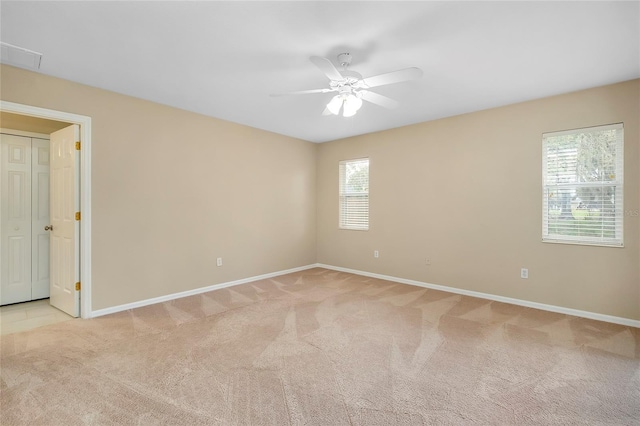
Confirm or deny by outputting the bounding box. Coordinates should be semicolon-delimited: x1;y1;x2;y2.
45;225;53;231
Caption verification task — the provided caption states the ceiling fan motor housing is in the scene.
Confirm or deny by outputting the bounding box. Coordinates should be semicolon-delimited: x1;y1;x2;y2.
338;53;352;68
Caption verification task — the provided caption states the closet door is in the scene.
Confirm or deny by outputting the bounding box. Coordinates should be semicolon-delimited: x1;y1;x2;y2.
1;134;32;305
31;138;50;299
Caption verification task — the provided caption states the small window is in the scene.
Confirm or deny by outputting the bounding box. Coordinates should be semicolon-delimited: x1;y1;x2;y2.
339;158;369;230
542;123;623;246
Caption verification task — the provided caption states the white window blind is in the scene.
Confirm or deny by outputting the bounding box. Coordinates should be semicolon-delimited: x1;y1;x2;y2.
339;158;369;230
542;123;623;246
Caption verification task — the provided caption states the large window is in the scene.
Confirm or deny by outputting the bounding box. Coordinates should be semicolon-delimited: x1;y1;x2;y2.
339;158;369;230
542;123;623;246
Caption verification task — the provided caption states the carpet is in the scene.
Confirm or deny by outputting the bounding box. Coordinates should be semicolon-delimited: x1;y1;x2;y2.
1;268;639;425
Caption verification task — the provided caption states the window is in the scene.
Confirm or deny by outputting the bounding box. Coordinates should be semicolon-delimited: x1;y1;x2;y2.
542;123;623;246
339;158;369;230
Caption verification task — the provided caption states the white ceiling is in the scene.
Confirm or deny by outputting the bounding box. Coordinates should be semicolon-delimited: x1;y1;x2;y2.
1;1;638;143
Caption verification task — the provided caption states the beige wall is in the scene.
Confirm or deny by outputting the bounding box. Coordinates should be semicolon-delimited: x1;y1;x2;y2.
2;64;637;320
1;65;317;310
0;111;70;134
317;79;639;320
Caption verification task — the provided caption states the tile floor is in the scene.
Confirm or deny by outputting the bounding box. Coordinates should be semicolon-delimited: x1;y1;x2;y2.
0;299;75;335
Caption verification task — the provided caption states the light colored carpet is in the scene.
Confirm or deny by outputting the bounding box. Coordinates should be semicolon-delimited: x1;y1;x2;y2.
1;268;639;425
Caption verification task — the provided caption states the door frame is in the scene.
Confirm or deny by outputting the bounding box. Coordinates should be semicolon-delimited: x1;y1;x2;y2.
1;101;92;318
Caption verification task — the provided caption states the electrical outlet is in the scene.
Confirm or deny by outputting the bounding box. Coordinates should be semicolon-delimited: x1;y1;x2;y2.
425;258;431;266
217;257;223;267
374;250;379;258
521;268;528;279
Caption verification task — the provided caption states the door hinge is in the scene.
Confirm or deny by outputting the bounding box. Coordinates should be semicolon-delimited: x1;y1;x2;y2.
75;211;81;221
75;282;81;291
75;141;81;150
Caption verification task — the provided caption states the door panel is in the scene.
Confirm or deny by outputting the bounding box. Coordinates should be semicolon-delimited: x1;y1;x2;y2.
8;171;27;218
8;236;26;282
1;134;32;304
32;138;50;299
49;125;79;317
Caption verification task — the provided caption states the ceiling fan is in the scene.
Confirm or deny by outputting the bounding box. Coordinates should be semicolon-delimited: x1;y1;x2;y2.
271;53;423;117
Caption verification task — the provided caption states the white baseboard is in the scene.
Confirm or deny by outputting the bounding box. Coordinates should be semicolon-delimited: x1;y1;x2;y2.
317;264;640;328
90;264;320;318
91;262;639;328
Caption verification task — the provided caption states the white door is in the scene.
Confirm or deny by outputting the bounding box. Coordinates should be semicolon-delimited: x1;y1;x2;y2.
31;138;51;299
49;125;79;317
1;134;51;305
0;134;32;304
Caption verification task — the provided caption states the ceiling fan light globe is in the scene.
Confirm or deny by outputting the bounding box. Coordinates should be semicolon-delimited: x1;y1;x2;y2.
352;95;363;110
342;94;363;117
326;95;343;115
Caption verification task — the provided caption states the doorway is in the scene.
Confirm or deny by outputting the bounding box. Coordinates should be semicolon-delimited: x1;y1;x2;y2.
0;101;92;318
1;129;56;305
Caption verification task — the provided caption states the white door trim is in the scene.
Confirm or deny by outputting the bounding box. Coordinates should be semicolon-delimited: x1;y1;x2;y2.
1;101;92;318
0;128;51;139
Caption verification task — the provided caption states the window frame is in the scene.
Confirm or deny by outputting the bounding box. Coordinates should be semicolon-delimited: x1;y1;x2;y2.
542;123;624;247
339;157;369;231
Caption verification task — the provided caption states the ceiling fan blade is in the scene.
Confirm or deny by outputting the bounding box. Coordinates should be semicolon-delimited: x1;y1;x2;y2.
270;88;333;97
361;67;423;88
359;90;399;109
322;107;333;116
310;56;344;81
